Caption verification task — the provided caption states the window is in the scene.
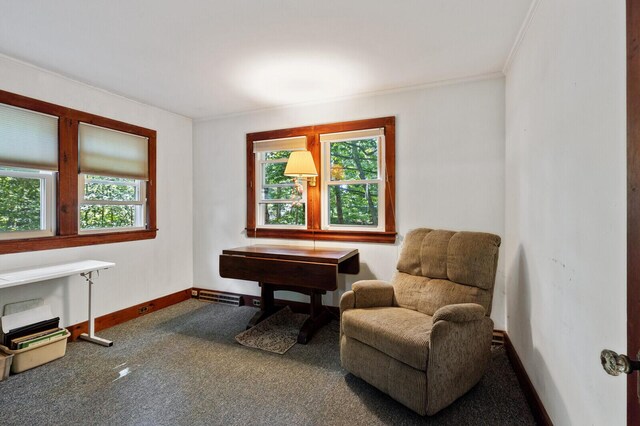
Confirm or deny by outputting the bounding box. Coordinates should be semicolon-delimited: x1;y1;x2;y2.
246;117;395;243
79;175;146;232
0;167;55;239
321;128;385;231
0;89;157;254
254;136;308;228
0;103;58;240
78;123;149;233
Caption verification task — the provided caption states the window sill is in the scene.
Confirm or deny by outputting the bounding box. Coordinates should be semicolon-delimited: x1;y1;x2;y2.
78;226;147;235
247;228;396;244
0;229;157;255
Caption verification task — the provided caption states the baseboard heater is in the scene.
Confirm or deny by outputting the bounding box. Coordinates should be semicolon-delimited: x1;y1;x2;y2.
197;290;241;306
492;331;505;346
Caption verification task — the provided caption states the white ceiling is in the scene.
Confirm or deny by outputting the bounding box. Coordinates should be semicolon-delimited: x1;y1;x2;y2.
0;0;532;120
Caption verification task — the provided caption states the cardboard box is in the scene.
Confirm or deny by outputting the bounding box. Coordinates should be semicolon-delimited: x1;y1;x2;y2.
0;330;69;374
0;351;13;381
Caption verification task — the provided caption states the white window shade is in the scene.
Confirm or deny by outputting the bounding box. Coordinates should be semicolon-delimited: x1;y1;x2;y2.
79;123;149;180
320;128;384;143
253;136;306;153
0;103;58;171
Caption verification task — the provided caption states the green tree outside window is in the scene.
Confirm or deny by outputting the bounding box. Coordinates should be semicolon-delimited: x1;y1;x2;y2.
0;175;41;232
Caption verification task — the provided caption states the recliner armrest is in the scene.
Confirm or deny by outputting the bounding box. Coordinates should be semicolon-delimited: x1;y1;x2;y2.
352;280;395;309
339;280;394;314
427;308;493;415
432;303;486;323
339;291;356;316
339;280;395;339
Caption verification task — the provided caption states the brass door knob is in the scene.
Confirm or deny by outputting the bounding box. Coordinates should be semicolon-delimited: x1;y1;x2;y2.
601;349;640;376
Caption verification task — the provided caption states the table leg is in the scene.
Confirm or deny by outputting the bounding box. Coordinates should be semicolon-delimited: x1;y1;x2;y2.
78;271;113;347
246;283;280;329
297;290;332;344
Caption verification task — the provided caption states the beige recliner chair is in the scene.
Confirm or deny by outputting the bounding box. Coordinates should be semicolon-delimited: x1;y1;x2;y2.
340;228;501;415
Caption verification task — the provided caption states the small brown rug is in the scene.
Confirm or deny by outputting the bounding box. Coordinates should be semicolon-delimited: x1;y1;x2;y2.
235;307;309;354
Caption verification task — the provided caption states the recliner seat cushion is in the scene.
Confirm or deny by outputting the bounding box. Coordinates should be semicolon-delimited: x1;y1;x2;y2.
341;307;432;370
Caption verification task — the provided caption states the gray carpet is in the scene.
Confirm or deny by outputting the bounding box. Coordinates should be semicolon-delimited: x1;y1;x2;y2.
0;300;536;425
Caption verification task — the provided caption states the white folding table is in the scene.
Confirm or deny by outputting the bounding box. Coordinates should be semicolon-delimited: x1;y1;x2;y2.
0;260;115;347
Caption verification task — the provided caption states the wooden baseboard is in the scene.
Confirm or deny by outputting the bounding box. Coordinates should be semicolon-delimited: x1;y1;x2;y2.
502;332;553;426
66;287;337;342
66;289;192;340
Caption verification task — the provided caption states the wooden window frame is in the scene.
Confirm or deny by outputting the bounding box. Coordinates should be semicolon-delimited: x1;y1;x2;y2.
0;89;157;254
246;116;396;244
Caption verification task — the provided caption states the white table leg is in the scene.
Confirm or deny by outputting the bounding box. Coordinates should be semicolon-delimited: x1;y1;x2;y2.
78;271;113;347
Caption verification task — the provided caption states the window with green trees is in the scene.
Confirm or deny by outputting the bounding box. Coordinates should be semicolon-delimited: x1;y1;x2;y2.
0;101;57;240
0;176;40;232
0;168;55;240
259;150;306;226
323;135;382;228
0;89;156;254
79;175;145;230
246;116;395;243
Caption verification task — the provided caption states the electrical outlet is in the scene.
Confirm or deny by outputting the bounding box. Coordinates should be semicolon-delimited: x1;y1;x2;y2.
138;306;149;314
191;290;198;297
252;299;261;307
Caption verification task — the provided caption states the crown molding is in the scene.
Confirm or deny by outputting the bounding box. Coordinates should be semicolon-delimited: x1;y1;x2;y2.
0;52;192;122
503;0;543;74
194;71;505;123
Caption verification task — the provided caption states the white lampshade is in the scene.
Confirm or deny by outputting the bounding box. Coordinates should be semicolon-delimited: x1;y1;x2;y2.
284;151;318;177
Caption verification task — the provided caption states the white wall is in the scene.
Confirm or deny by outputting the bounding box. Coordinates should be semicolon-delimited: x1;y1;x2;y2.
0;55;194;327
504;0;626;424
193;76;507;328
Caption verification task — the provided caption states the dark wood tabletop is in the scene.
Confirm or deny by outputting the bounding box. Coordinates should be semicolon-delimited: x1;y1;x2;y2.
222;245;359;264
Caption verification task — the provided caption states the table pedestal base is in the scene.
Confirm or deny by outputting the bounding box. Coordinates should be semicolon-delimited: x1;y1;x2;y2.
247;283;331;344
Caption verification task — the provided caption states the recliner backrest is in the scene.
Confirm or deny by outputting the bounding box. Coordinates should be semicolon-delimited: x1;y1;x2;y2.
393;228;501;316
